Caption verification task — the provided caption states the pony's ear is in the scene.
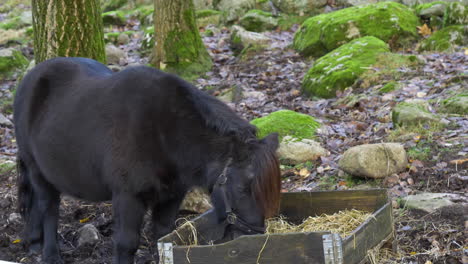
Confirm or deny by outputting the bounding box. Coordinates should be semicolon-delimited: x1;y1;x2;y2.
261;133;279;152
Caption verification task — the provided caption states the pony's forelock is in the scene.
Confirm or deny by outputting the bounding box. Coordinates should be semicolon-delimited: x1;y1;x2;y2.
251;146;281;219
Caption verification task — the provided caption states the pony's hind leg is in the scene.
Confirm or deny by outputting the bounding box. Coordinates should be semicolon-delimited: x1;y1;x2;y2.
25;165;62;263
112;193;146;264
151;196;184;240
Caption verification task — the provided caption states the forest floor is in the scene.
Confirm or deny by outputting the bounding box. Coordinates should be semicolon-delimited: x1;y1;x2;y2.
0;5;467;264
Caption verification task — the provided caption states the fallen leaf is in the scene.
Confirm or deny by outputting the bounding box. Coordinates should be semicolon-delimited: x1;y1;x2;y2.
79;217;90;223
417;24;432;37
410;251;417;255
12;239;21;244
299;168;310;177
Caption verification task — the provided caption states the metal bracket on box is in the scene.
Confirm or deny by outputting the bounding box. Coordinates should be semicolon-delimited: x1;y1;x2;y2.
323;233;343;264
158;242;174;264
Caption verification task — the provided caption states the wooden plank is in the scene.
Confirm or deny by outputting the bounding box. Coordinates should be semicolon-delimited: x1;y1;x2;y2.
279;189;388;223
342;203;394;264
172;232;327;264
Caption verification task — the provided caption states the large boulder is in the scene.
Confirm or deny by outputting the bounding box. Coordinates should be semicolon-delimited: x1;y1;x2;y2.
0;48;28;79
250;110;320;140
302;36;389;98
216;0;256;23
392;101;441;127
270;0;327;15
239;10;278;32
418;25;468;52
277;136;329;164
338;143;408;179
293;2;419;57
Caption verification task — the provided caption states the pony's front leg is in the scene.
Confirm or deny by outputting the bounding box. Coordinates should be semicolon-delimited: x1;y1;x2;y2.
112;193;146;264
151;196;184;240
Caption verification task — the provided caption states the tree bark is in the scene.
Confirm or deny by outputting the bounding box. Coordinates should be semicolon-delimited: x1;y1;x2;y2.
32;0;106;64
152;0;212;79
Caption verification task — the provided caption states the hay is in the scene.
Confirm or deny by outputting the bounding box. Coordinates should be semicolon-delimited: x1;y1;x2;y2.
174;218;199;246
266;209;372;238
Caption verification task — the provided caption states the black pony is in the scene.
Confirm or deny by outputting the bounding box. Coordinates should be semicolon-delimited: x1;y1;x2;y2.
14;57;281;264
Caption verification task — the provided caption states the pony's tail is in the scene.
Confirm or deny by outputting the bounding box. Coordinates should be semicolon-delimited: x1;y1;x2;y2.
17;156;32;220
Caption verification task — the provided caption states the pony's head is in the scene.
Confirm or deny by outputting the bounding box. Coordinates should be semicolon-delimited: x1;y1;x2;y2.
210;133;281;241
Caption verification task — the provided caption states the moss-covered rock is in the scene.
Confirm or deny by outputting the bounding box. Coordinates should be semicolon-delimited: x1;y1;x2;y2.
293;2;419;57
0;12;32;30
358;53;421;89
101;0;127;12
196;9;221;27
230;25;271;53
102;11;127;26
415;1;447;28
250;110;320;140
444;2;468;26
439;94;468;115
0;48;28;79
217;0;256;24
239;9;278;32
271;0;327;15
392;101;441;127
104;31;134;44
0;28;26;45
129;5;154;26
418;25;467;52
302;36;390;98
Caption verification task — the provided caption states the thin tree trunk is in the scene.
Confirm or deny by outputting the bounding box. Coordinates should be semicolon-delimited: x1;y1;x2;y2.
32;0;106;64
152;0;212;79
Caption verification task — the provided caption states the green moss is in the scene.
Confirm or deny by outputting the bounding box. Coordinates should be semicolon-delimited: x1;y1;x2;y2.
250;110;320;140
0;17;25;30
162;9;212;81
359;53;421;89
104;31;134;44
293;2;419;57
239;9;278;32
418;25;467;52
414;1;446;15
101;0;127;12
0;161;15;175
302;36;390;99
379;81;399;93
0;48;28;78
278;15;308;31
239;44;266;61
444;2;468;26
140;26;154;53
196;9;221;18
439;94;468;115
392;102;441;128
102;10;127;26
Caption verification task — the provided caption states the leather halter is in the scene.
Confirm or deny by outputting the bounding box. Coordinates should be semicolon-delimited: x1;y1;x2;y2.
214;158;265;235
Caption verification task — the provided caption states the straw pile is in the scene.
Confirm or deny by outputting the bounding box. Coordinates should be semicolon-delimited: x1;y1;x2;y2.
266;209;372;238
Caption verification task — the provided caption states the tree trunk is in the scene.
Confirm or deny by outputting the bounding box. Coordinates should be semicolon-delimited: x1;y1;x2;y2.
32;0;106;64
152;0;212;80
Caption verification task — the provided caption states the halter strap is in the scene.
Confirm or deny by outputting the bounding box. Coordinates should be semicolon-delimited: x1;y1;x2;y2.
214;157;265;235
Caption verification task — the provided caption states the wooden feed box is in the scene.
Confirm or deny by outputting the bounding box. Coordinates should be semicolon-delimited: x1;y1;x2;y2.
158;189;394;264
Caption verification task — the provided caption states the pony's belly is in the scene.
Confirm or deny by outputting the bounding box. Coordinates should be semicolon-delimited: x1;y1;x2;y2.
44;171;112;202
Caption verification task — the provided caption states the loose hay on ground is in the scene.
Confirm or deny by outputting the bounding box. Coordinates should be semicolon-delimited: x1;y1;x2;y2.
266;209;372;238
